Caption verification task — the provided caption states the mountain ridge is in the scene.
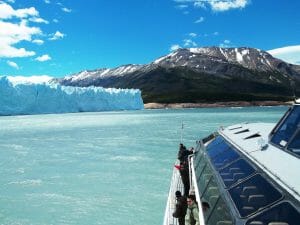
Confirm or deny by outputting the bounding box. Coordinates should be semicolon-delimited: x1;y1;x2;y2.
58;47;300;103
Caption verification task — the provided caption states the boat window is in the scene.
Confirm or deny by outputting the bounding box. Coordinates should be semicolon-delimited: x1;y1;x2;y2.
229;174;282;218
195;153;207;181
206;135;224;152
219;159;255;188
201;177;220;221
202;133;216;145
194;146;204;167
211;147;240;170
287;129;300;156
197;163;213;194
246;202;300;225
207;139;231;159
206;197;234;225
195;142;201;152
270;105;300;148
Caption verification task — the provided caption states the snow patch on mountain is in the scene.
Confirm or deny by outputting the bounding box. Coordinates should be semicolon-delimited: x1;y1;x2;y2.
189;48;210;55
154;52;178;64
241;49;249;56
235;48;243;63
65;64;143;83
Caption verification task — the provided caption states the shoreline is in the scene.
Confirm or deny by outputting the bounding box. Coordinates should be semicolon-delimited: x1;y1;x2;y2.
144;101;292;109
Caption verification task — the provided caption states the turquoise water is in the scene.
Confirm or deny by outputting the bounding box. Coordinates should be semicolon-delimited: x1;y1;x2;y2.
0;106;287;225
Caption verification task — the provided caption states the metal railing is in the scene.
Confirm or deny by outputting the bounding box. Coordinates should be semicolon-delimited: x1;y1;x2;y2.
163;161;184;225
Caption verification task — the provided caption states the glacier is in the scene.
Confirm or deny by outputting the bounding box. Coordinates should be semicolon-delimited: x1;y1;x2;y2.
0;76;144;116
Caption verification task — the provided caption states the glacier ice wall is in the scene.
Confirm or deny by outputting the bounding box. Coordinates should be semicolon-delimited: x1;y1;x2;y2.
0;76;144;116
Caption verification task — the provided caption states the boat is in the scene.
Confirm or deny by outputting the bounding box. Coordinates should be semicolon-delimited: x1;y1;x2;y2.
164;100;300;225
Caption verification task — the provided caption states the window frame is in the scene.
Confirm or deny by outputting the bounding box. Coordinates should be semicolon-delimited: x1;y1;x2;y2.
194;136;236;223
269;105;300;159
194;132;300;225
218;158;256;189
245;201;300;225
286;127;300;156
228;173;284;218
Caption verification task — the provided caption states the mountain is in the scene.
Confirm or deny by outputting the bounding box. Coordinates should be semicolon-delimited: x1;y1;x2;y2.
58;47;300;103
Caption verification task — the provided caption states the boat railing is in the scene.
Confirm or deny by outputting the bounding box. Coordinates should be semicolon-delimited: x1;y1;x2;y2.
163;160;184;225
164;146;207;225
188;152;206;225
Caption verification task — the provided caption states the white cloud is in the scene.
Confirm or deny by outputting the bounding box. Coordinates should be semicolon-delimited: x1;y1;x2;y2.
44;0;50;3
32;39;44;45
195;16;204;23
189;32;197;37
7;60;19;69
0;3;47;58
35;54;51;62
174;0;195;2
49;31;65;40
268;45;300;65
0;2;39;19
170;44;181;51
184;39;197;47
29;17;49;24
176;4;189;9
0;45;35;57
53;19;59;23
197;31;219;38
210;0;248;11
0;19;40;57
174;0;249;12
194;2;206;9
62;7;72;13
219;39;232;48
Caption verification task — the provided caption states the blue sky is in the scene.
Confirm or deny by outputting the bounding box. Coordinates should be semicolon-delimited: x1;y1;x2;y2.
1;0;300;77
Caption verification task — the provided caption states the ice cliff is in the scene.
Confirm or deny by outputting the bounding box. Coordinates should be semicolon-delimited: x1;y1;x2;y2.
0;76;144;116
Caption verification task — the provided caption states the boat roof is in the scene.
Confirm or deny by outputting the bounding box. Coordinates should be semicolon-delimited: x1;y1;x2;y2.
220;122;300;201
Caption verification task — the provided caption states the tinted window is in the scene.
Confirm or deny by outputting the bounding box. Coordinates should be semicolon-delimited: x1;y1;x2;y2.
202;133;216;145
195;142;201;153
211;147;240;170
207;140;231;159
271;106;300;148
229;174;282;217
246;202;300;225
194;146;204;165
207;197;234;225
206;136;224;151
201;177;220;222
195;153;206;182
287;129;300;156
197;164;213;194
219;159;255;188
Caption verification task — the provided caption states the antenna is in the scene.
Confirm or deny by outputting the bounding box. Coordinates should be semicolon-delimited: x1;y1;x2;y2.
180;121;184;143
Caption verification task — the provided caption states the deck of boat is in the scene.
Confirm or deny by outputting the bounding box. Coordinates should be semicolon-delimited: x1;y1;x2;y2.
163;162;183;225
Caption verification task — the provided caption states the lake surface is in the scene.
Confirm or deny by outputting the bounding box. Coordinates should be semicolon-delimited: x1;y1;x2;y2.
0;106;288;225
